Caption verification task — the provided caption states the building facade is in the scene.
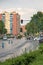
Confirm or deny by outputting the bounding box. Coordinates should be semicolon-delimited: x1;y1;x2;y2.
20;25;26;35
1;11;10;34
0;11;20;36
10;12;20;36
0;14;2;20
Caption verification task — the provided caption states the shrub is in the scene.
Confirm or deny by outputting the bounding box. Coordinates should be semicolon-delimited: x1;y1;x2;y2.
16;34;22;39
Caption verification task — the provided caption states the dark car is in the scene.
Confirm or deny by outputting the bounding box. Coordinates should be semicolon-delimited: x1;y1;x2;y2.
39;36;43;43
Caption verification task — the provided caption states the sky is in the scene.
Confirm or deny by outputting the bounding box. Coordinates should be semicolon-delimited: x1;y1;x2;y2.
0;0;43;25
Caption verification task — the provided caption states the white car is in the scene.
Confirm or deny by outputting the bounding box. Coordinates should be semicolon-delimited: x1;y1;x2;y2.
34;37;40;41
3;35;7;40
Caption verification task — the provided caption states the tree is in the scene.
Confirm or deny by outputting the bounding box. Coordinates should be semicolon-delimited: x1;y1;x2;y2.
0;20;7;34
3;28;7;34
31;11;43;31
26;11;43;35
26;22;38;35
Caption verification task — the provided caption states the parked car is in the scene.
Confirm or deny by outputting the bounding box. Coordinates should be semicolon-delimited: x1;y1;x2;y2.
3;35;7;40
34;37;40;41
39;36;43;43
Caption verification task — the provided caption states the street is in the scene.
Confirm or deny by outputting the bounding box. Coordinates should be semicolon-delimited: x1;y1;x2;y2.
0;37;39;61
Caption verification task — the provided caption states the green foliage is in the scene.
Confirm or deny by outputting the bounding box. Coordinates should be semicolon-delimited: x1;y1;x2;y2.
0;20;7;34
6;34;14;38
26;11;43;35
16;34;22;39
0;20;4;34
3;28;7;34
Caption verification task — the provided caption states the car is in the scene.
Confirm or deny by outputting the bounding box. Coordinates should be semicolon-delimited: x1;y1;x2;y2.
39;36;43;43
34;37;40;41
3;35;7;40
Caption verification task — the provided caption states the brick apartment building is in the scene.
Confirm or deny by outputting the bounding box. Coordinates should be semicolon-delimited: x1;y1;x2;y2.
0;11;20;36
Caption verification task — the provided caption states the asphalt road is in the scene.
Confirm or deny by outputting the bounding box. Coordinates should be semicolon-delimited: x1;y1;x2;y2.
0;38;39;61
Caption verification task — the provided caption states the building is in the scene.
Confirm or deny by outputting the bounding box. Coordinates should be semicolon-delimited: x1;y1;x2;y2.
10;12;20;36
0;11;20;36
1;11;10;34
20;25;26;35
0;14;2;20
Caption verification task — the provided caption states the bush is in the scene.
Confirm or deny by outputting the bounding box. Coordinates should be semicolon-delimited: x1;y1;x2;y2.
16;34;22;39
0;36;3;39
6;34;14;38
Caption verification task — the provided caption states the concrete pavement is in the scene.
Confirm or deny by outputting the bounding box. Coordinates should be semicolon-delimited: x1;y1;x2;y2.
0;38;39;61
